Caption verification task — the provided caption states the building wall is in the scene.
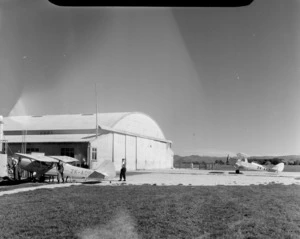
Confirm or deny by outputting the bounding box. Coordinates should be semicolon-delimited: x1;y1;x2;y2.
90;133;113;170
166;144;174;168
112;134;138;171
90;133;139;171
136;137;148;169
113;133;126;170
7;142;88;166
125;135;137;170
112;113;173;170
0;154;8;177
90;132;173;171
136;138;173;169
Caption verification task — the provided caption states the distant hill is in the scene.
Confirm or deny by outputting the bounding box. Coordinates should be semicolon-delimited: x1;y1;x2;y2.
173;154;300;165
174;155;229;164
249;155;300;161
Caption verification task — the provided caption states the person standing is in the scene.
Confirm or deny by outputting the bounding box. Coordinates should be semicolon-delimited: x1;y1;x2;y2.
119;158;126;181
12;159;17;180
56;161;64;183
59;161;64;182
16;158;22;181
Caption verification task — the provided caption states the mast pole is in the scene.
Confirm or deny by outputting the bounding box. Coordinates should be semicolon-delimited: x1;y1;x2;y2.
95;82;98;139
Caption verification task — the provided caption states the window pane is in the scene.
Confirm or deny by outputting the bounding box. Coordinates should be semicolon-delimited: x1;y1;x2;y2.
61;148;74;157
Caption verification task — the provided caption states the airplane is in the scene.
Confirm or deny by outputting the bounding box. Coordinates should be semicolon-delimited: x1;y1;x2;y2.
14;153;116;183
234;152;285;174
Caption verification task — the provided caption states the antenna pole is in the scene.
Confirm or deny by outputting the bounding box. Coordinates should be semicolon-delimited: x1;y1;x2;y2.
95;82;98;139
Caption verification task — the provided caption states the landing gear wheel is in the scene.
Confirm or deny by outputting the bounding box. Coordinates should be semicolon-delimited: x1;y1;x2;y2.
235;169;240;174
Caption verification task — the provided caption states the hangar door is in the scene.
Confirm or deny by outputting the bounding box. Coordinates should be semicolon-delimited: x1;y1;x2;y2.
125;135;136;170
137;138;154;169
113;134;125;170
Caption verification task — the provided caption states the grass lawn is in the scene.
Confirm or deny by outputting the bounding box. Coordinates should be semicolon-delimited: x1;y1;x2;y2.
0;184;300;239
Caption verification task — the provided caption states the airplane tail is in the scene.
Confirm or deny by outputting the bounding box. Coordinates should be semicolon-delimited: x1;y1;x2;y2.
236;152;248;163
270;163;285;172
95;160;116;179
236;152;249;159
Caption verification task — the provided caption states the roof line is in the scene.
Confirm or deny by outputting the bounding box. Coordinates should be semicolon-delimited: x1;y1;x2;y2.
110;112;140;128
109;111;167;140
90;126;172;144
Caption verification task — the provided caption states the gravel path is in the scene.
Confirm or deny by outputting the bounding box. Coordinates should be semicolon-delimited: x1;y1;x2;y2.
0;169;299;196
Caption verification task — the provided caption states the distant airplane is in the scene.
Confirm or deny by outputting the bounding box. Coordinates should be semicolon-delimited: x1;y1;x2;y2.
14;153;116;182
234;152;284;174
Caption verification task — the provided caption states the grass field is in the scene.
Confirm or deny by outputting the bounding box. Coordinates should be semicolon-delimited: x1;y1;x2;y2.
1;184;300;239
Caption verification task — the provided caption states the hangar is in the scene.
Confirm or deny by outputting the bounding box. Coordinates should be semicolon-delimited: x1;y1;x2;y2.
2;112;174;171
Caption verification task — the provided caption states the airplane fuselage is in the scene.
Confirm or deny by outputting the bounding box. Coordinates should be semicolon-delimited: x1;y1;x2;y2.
233;153;284;174
235;161;267;171
235;160;284;173
45;163;101;180
18;158;104;181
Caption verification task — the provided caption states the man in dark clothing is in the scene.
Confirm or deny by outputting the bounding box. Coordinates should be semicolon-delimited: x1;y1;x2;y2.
119;158;126;181
12;160;17;180
56;161;64;183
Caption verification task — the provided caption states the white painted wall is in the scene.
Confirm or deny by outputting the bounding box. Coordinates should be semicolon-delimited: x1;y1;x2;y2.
125;135;136;170
113;133;125;171
166;145;174;168
0;116;3;152
0;154;8;177
90;133;173;171
136;137;147;169
90;133;113;170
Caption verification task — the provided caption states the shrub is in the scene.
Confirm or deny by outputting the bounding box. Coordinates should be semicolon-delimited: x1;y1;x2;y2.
294;160;300;165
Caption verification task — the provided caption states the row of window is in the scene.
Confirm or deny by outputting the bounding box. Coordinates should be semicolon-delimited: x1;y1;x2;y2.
25;147;98;161
26;148;39;154
25;143;170;160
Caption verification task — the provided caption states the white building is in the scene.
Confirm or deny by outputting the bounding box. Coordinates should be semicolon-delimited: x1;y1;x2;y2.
3;112;174;171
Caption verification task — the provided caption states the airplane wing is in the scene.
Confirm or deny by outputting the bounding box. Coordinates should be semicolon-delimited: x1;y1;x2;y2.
49;156;79;163
15;153;59;163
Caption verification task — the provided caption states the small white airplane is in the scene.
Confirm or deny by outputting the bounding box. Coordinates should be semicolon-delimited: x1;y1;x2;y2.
234;152;285;174
14;153;116;182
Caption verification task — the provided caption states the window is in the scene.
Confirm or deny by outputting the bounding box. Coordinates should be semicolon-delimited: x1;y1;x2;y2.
61;148;74;157
26;148;39;154
40;131;53;135
92;148;97;161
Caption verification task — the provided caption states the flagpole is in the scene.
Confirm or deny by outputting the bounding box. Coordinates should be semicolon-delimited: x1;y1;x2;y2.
95;82;98;139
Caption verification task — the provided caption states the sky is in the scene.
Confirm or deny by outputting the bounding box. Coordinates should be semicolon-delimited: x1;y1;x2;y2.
0;0;299;156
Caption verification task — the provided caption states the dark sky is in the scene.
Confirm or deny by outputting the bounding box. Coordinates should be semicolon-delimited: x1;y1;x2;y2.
0;1;299;156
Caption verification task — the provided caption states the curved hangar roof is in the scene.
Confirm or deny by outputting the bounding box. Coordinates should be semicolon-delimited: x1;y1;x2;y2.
3;112;170;143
